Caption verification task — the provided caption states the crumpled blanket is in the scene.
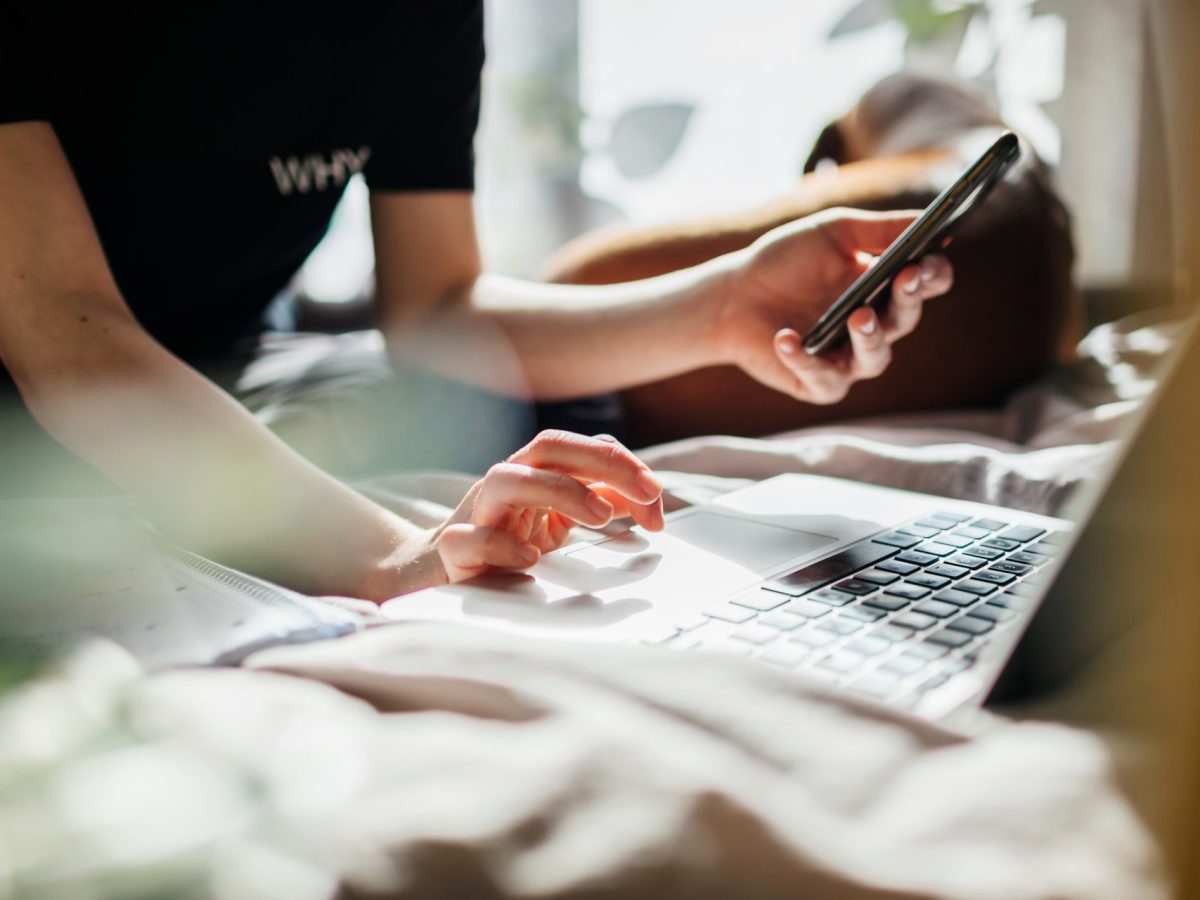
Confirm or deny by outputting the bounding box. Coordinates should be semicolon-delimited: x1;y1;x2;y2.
0;313;1182;898
0;627;1164;899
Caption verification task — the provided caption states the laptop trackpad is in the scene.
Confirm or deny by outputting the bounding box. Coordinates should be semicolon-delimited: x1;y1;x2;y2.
568;510;836;575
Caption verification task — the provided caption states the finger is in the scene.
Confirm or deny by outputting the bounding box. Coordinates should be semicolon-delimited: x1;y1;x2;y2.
530;511;574;552
510;430;662;504
915;253;954;298
818;208;921;257
846;308;892;380
775;329;853;405
591;483;666;532
882;264;925;340
476;462;614;528
438;523;540;580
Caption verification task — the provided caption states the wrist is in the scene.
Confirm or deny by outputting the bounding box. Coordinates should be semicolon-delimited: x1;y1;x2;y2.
355;523;448;603
699;249;748;365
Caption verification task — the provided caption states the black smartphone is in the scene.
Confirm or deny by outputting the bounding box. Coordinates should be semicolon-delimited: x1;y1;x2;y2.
801;130;1022;356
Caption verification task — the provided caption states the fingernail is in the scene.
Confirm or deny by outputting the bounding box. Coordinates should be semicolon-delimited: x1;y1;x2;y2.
636;469;662;500
778;335;800;356
859;316;877;335
904;275;921;294
518;544;540;566
920;259;937;283
594;433;618;443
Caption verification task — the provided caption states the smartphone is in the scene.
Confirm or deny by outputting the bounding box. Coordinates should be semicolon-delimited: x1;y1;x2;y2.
801;130;1022;356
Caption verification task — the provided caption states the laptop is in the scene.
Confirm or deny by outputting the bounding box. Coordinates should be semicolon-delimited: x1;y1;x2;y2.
382;316;1198;724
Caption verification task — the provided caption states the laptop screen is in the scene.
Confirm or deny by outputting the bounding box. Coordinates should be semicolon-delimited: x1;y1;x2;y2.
986;315;1200;711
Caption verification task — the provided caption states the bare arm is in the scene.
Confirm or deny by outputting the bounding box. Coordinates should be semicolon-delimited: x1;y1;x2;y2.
371;192;951;403
370;192;722;400
0;122;434;600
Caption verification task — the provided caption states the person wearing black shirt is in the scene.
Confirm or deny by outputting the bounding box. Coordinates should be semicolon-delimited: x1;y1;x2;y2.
0;1;952;601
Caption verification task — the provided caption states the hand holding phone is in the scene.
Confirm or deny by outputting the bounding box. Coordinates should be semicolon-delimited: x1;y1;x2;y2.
801;131;1022;356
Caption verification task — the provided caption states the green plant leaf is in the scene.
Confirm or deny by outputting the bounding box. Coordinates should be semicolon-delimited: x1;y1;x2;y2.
828;0;893;38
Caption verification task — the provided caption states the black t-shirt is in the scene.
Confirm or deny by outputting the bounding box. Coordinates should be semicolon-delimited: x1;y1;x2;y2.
0;1;484;362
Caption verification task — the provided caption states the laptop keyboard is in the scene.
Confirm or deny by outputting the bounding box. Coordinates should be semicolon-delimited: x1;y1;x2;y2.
644;511;1065;705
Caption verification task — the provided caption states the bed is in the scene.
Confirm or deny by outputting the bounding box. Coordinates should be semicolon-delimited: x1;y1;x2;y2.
0;312;1181;898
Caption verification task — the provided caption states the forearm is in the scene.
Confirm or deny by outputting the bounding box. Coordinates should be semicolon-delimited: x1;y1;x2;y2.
386;254;736;401
12;306;434;599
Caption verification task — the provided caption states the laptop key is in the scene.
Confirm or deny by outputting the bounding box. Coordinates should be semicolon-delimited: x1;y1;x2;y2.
897;550;939;567
873;531;923;550
817;651;865;675
759;613;807;632
877;559;920;576
981;537;1021;552
999;525;1047;543
906;642;949;661
956;579;999;597
918;672;953;692
935;589;978;608
729;625;780;646
947;615;994;636
703;602;758;624
907;573;951;590
790;629;836;649
764;541;897;596
899;524;940;539
914;599;959;619
947;553;986;570
930;533;972;549
987;592;1032;611
846;637;891;658
885;584;932;601
932;511;971;523
730;591;790;612
928;563;970;580
953;526;990;540
883;654;928;676
915;518;953;531
1008;551;1049;567
871;624;913;643
841;604;886;623
1031;541;1064;557
893;611;938;631
968;604;1016;624
915;541;956;558
973;570;1015;586
809;589;855;608
926;628;973;648
779;599;831;619
818;617;862;636
990;561;1032;576
963;546;1004;561
864;595;909;613
857;569;902;586
971;518;1010;531
832;579;877;596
